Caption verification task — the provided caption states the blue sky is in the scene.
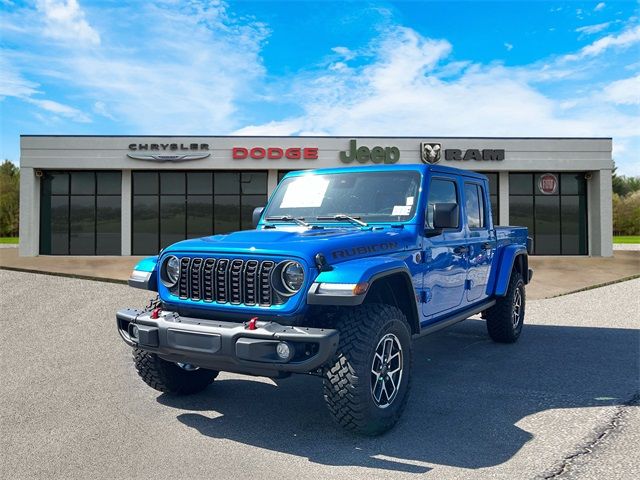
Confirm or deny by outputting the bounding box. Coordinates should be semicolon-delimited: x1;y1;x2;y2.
1;0;639;175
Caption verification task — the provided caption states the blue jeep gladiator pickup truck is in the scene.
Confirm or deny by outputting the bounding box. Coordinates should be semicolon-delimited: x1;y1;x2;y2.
117;164;532;435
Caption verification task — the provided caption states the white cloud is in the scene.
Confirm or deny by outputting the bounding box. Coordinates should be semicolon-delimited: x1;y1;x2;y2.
92;101;115;120
576;22;611;35
0;57;40;98
329;61;349;72
232;25;639;175
24;97;91;122
234;120;310;136
595;2;606;12
2;1;269;133
504;42;514;51
0;54;90;122
36;0;100;46
603;75;640;105
612;138;640;176
331;46;356;61
564;24;640;61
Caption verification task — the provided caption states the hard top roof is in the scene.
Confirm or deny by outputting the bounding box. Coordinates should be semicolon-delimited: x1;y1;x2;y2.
284;163;488;181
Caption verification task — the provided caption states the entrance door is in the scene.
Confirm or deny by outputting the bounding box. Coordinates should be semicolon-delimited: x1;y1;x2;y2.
509;173;588;255
40;171;122;255
422;176;467;320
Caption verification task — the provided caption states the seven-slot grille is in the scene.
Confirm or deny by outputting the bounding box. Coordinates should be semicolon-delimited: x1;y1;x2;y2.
176;257;277;306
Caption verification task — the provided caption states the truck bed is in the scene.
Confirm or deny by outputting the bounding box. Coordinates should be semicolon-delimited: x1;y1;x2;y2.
495;226;529;250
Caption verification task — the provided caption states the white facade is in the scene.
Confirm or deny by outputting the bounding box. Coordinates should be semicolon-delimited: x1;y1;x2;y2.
19;135;613;257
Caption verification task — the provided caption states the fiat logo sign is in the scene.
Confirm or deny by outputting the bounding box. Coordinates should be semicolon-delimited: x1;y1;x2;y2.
538;173;558;195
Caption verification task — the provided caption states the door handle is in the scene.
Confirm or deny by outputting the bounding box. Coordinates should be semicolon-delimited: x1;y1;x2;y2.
481;242;493;250
453;246;468;254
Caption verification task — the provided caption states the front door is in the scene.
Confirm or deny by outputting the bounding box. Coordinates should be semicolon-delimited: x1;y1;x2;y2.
422;176;467;320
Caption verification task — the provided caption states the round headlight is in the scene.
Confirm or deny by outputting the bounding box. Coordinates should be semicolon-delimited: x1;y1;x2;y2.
281;261;304;293
162;255;180;287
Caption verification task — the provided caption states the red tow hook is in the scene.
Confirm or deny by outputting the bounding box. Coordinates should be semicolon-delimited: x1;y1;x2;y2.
150;307;162;319
247;317;259;330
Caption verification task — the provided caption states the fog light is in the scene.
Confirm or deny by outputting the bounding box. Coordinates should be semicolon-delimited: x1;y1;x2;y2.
276;342;292;361
130;324;139;340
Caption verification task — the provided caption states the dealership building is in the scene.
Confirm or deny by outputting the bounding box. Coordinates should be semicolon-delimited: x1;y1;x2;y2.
19;135;613;257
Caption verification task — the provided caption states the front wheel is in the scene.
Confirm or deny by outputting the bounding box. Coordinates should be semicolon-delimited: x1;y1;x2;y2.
133;349;218;395
485;271;526;343
323;304;413;436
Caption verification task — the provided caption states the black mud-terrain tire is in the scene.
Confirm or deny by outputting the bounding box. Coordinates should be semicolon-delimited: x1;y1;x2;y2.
323;303;413;436
133;349;218;395
485;271;525;343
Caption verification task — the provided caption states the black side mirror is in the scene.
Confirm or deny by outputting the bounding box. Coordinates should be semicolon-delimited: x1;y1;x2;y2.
252;206;265;228
433;203;459;229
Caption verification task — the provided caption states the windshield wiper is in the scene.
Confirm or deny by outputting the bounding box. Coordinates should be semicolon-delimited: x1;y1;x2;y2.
316;214;368;227
265;215;311;227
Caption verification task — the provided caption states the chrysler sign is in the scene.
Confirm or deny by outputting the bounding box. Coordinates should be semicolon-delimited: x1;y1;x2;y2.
127;143;210;162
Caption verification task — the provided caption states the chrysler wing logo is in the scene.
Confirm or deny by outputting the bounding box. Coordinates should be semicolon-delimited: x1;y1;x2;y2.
421;142;441;164
127;153;211;162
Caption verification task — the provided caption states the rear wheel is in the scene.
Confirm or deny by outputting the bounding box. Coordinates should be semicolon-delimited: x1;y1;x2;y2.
485;271;525;343
323;304;413;436
133;349;218;395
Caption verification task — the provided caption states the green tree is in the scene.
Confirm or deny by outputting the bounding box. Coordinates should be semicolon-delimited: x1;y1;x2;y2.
612;162;640;197
613;192;640;236
0;160;20;237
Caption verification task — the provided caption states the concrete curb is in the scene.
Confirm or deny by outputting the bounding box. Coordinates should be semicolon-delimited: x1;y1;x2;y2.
0;266;128;285
547;274;640;299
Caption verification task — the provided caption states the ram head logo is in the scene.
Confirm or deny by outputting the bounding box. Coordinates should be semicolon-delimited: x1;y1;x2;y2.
421;142;442;164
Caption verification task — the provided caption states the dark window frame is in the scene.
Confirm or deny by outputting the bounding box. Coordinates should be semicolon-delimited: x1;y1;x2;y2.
484;172;499;225
131;170;268;255
508;172;588;255
40;170;122;255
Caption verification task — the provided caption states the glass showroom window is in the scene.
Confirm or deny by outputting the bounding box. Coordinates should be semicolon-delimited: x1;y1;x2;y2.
132;171;267;255
40;171;122;255
509;172;587;255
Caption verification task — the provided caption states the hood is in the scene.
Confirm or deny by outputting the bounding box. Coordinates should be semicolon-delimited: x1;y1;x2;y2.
162;226;418;264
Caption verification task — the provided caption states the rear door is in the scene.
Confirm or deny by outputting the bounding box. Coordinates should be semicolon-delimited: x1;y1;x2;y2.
463;181;494;303
422;176;468;320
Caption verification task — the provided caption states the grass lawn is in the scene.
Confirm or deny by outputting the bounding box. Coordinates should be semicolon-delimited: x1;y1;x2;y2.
0;237;18;244
613;236;640;244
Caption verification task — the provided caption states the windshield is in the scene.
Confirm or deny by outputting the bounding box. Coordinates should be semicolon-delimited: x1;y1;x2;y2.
264;170;422;224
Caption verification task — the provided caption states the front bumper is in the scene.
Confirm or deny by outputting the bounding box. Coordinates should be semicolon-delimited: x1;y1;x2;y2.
116;308;339;376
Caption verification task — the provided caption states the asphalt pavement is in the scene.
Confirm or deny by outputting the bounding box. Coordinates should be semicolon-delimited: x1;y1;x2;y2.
1;270;638;480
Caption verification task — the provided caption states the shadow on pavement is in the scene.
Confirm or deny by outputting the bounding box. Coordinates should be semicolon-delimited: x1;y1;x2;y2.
157;319;639;474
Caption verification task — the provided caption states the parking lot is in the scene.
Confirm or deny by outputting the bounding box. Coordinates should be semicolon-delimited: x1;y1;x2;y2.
1;270;638;479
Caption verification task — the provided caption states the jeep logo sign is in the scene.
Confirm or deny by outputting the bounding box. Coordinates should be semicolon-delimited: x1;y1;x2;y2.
339;139;400;164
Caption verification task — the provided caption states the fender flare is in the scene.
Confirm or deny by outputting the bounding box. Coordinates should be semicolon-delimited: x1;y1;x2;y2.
307;257;420;333
493;246;528;297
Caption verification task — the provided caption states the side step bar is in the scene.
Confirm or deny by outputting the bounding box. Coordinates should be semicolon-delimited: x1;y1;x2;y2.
415;298;496;338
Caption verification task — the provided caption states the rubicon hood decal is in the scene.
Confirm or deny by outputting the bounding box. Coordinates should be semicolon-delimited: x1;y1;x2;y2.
127;153;210;162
